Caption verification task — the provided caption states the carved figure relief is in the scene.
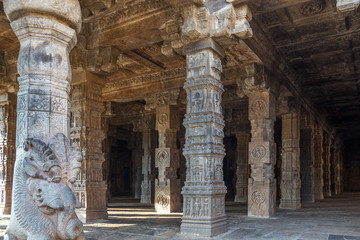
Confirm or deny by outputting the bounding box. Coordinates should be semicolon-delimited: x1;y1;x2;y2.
250;99;266;115
5;133;84;240
251;191;266;206
157;194;170;207
192;91;203;113
158;113;168;127
157;150;168;166
251;145;266;160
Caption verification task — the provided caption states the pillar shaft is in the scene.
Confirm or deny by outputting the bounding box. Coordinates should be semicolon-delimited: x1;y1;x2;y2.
181;39;227;237
155;105;181;213
132;132;142;199
234;132;250;203
334;143;341;195
70;72;108;222
323;134;332;197
300;126;315;203
279;109;301;209
314;127;324;200
135;116;153;204
248;90;276;218
0;93;16;215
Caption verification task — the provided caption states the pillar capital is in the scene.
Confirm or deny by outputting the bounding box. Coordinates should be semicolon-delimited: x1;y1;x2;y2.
4;0;82;33
161;1;252;57
145;89;180;111
236;63;279;98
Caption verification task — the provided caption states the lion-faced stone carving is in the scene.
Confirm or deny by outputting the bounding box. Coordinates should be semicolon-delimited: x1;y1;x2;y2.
4;133;84;240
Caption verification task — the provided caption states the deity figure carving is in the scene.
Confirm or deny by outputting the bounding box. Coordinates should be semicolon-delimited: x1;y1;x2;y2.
5;133;84;240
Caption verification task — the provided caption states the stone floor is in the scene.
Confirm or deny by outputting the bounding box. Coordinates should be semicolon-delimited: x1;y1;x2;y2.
0;192;360;240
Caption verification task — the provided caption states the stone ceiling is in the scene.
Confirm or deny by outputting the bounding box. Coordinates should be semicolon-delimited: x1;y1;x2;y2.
0;0;359;144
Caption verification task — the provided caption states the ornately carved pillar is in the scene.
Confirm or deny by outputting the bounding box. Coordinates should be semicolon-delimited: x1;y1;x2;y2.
323;132;332;197
300;113;315;203
4;0;85;238
248;90;277;217
0;93;16;215
70;72;108;222
145;90;181;212
181;39;227;236
234;132;250;203
155;105;181;213
134;115;153;204
279;97;301;209
313;125;324;200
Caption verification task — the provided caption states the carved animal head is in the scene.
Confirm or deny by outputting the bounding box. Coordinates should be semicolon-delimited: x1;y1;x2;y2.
10;133;84;239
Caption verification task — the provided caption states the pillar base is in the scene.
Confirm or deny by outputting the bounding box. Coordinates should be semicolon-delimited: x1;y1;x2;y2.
248;180;276;218
279;200;301;210
234;195;247;203
301;194;315;203
76;208;108;223
180;216;227;237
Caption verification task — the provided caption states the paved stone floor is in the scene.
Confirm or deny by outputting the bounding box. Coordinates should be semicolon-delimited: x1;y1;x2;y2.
0;192;359;240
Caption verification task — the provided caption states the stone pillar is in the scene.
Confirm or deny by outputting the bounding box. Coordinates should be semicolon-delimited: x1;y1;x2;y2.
248;90;277;218
134;115;153;204
132;132;142;199
70;72;108;222
234;132;250;203
145;89;181;212
279;97;301;210
155;105;181;213
330;141;336;195
334;142;341;195
300;113;315;203
4;0;85;238
181;39;227;236
313;125;324;201
323;133;332;197
0;93;16;215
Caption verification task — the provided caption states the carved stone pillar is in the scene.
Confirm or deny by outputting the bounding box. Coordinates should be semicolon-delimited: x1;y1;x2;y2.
279;97;301;210
134;115;153;204
145;90;181;212
70;72;108;222
4;0;85;238
234;132;250;203
300;113;315;203
323;133;332;197
181;38;227;236
314;125;324;201
248;90;277;217
155;105;181;213
0;93;16;215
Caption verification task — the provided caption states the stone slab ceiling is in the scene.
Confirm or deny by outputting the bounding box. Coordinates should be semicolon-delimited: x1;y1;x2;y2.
254;0;360;142
0;0;359;143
